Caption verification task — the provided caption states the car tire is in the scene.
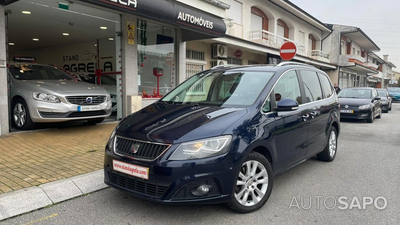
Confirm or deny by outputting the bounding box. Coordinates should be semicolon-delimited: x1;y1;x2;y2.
317;126;338;162
367;109;374;123
12;99;35;130
377;108;382;118
87;118;105;125
226;152;273;213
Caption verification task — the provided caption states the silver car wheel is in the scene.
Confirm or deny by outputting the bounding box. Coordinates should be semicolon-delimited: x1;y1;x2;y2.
13;102;26;127
234;160;269;207
329;130;337;157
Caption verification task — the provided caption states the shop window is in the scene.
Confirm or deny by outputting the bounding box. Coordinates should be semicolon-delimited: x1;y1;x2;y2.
228;57;242;65
248;60;259;65
226;0;242;25
137;19;176;98
186;50;205;61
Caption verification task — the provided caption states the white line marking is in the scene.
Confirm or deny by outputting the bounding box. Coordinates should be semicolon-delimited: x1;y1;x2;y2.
281;49;296;53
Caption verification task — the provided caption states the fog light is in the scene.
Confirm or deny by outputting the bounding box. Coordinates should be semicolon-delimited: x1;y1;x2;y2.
191;185;212;196
361;114;369;116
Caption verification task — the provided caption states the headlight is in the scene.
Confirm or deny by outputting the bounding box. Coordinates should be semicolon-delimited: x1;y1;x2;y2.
106;129;116;151
169;135;232;160
359;104;370;110
32;92;61;103
106;94;111;101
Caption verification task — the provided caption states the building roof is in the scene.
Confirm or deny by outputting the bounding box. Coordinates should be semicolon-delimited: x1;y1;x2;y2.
269;0;332;32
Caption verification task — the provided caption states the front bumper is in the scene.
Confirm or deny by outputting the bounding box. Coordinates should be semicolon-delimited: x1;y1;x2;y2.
340;109;372;120
104;147;236;204
28;99;112;122
381;103;389;111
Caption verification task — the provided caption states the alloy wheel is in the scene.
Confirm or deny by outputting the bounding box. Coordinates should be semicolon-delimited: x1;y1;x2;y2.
329;130;337;157
13;103;26;127
234;160;269;207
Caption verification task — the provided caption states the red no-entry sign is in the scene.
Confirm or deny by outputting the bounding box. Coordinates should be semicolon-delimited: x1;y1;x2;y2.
280;42;297;61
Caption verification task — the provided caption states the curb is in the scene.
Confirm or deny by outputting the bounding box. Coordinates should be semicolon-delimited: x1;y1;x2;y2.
0;170;108;221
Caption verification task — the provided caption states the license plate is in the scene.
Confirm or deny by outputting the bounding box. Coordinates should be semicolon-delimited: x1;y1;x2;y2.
113;160;149;180
77;105;101;111
340;109;353;113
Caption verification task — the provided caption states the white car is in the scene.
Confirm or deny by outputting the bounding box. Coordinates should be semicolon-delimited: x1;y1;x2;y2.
8;63;112;130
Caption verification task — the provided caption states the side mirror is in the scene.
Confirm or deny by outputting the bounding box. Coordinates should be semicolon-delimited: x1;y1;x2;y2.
275;98;299;112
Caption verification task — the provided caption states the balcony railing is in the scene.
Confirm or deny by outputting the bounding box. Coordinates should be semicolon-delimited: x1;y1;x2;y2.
339;54;367;66
364;62;379;69
249;30;329;61
309;50;330;62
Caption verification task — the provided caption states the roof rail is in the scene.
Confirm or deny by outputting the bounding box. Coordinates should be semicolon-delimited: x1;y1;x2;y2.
211;64;244;70
276;62;315;68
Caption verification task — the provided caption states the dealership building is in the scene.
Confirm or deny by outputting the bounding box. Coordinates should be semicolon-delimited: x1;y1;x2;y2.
0;0;228;136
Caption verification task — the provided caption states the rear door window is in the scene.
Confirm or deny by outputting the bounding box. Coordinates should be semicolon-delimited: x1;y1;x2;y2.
299;70;323;103
318;73;334;98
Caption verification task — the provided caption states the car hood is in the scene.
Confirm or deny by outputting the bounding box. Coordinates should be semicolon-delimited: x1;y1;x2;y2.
338;98;371;106
116;102;248;144
388;91;400;96
16;80;107;94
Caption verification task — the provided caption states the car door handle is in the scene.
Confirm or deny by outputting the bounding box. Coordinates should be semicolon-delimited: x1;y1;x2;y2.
310;111;318;118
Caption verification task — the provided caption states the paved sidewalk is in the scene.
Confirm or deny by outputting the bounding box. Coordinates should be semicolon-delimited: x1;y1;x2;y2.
0;122;118;220
0;122;117;194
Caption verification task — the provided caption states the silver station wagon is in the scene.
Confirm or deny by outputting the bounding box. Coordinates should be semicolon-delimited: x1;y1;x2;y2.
8;63;112;130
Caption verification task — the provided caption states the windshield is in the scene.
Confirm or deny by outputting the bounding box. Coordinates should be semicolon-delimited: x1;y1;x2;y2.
161;70;274;107
9;64;74;81
387;87;400;92
338;89;372;99
377;90;387;97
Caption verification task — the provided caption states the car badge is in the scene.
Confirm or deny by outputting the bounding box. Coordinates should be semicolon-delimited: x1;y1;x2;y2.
85;97;93;104
345;105;349;108
130;144;141;154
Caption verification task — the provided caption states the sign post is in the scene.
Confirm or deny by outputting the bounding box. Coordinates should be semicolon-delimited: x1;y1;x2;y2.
279;42;297;61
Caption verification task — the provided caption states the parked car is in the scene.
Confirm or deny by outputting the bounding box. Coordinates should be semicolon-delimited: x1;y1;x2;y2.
104;62;340;213
8;63;112;130
376;88;392;112
76;74;117;112
338;87;382;123
387;87;400;102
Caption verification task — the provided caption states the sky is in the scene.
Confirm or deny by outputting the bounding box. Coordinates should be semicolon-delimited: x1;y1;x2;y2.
290;0;400;71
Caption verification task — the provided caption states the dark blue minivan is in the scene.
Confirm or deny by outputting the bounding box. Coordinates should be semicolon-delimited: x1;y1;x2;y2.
104;62;340;213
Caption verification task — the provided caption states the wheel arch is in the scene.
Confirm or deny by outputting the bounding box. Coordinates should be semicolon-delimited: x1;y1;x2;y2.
250;145;273;165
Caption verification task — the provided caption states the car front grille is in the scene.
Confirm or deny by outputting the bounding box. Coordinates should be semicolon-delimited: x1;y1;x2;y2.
114;137;170;161
66;96;106;105
106;169;170;199
39;110;109;118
